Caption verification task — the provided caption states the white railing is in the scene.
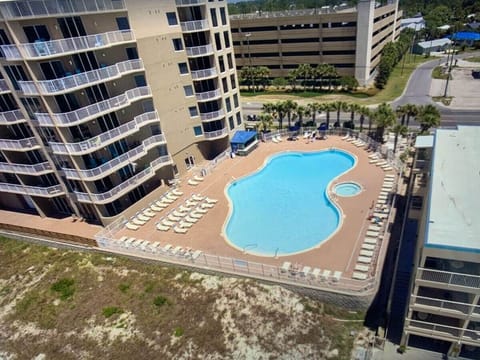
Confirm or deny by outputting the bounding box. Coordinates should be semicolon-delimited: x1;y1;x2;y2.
204;127;228;139
180;20;209;32
195;88;222;101
186;44;214;57
175;0;206;6
0;30;135;60
191;67;217;80
34;86;151;126
0;161;52;175
0;182;63;197
417;268;480;290
18;59;144;95
0;0;126;19
0;137;39;151
411;295;474;316
200;108;225;121
405;319;461;338
49;111;159;155
0;79;10;92
63;134;167;181
75;155;173;204
0;110;25;125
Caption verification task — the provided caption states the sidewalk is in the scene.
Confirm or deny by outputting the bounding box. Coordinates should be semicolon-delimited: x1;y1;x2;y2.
372;341;444;360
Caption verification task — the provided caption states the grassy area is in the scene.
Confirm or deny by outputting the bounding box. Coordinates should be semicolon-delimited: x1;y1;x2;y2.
0;236;366;359
465;56;480;63
432;66;449;80
239;54;434;105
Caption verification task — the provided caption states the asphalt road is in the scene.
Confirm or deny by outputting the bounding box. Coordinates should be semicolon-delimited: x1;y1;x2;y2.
242;53;480;128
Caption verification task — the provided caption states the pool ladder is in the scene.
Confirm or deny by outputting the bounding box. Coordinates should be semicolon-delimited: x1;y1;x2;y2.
243;244;257;253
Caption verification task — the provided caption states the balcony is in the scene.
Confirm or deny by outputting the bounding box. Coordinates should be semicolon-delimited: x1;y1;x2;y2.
0;79;10;93
200;109;225;121
0;110;26;125
74;154;173;204
195;89;222;102
405;319;480;346
49;111;159;155
186;44;214;57
0;161;52;175
34;86;151;126
0;137;40;151
191;67;218;80
417;268;480;293
18;59;144;95
0;0;126;20
204;127;228;140
180;20;209;33
410;295;478;319
0;182;64;197
62;134;167;181
0;30;135;61
176;0;206;6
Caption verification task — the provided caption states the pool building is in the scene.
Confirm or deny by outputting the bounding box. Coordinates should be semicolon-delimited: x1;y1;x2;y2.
401;126;480;359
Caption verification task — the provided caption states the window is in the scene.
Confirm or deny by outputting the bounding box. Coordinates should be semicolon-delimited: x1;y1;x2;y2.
4;65;28;90
236;112;242;125
227;53;233;69
218;56;225;72
233;93;239;108
220;7;227;25
210;8;218;27
172;38;183;51
214;33;221;51
183;85;194;97
222;77;228;92
226;98;231;112
178;62;188;74
223;31;230;48
228;116;234;130
189;106;198;117
23;25;50;42
134;75;146;87
193;126;203;136
166;12;178;26
126;47;138;59
116;17;130;30
230;74;236;89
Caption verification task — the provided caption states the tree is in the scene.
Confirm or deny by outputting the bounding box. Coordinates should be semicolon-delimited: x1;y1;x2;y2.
275;101;287;130
256;113;274;133
256;66;271;91
272;77;287;89
295;105;310;130
323;64;338;91
404;103;419;128
372;103;396;142
321;103;335;130
240;66;256;91
395;105;408;127
332;101;348;128
339;76;359;92
283;100;298;128
262;102;277;119
392;124;408;154
348;103;360;123
417;104;441;133
358;106;371;133
296;64;313;91
287;71;297;91
307;102;322;126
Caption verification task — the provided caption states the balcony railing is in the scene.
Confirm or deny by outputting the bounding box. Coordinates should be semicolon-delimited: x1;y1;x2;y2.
18;59;144;95
0;0;126;19
200;109;225;121
0;161;52;175
204;127;228;139
49;111;160;155
175;0;206;6
411;295;476;317
0;30;135;61
0;182;64;197
0;79;10;93
63;134;167;181
417;268;480;291
74;155;173;204
0;137;40;151
180;20;209;32
34;86;151;126
0;110;26;125
195;88;222;101
191;67;217;80
186;44;214;57
405;319;480;345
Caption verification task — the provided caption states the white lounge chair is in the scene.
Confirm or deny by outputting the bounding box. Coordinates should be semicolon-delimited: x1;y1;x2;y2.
143;209;156;217
156;223;170;231
194;175;204;182
189;212;203;219
303;131;311;139
172;189;183;196
160;197;174;204
185;200;198;207
383;166;394;171
341;134;350;140
166;193;179;200
366;230;379;237
192;194;205;201
201;202;214;209
355;264;369;272
272;137;279;143
126;222;139;231
369;159;379;164
281;262;291;272
364;237;378;245
179;205;192;212
358;256;372;264
311;268;321;278
275;135;283;142
179;221;193;228
300;266;311;276
162;219;176;227
184;216;198;223
155;201;169;208
132;218;146;226
162;244;173;253
173;226;188;234
172;210;186;218
360;249;374;257
369;225;381;232
137;213;151;222
191;250;202;260
352;272;368;280
321;270;331;280
194;207;208;214
171;246;184;255
167;214;181;222
188;179;199;186
205;197;218;204
150;204;164;212
332;271;342;282
362;243;375;251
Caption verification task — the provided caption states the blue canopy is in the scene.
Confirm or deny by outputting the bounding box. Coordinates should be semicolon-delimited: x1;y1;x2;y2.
450;32;480;41
231;130;257;145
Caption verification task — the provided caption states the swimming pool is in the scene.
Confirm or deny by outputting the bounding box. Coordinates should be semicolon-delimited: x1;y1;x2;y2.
224;149;356;256
334;182;362;197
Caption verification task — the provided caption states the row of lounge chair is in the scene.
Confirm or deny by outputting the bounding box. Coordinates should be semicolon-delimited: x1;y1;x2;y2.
368;153;394;172
188;175;205;186
281;262;342;282
112;236;203;260
271;135;283;143
124;189;184;231
156;194;218;234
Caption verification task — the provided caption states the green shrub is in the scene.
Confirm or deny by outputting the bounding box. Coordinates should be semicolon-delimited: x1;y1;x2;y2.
153;295;168;307
50;278;75;300
102;306;123;318
173;327;184;337
118;283;130;293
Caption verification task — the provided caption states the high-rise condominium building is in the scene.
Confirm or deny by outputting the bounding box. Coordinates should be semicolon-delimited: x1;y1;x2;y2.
0;0;242;226
230;0;402;86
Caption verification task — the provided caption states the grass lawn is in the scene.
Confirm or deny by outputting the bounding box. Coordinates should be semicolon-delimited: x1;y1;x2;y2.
432;66;449;80
465;56;480;63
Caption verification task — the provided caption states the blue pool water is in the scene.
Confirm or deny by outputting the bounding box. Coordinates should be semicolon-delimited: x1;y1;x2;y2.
225;149;355;256
334;182;362;197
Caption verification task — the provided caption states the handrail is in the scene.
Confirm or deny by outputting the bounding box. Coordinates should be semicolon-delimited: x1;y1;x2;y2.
0;79;10;92
175;0;206;5
0;137;39;150
0;109;26;124
0;182;63;197
204;127;228;139
200;108;225;121
0;161;52;174
186;44;214;57
195;88;221;101
191;67;217;80
417;267;480;289
180;19;209;32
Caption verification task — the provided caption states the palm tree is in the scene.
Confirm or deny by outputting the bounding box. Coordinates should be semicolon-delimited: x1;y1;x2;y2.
275;101;286;130
372;103;396;142
296;105;310;130
392;124;408;154
287;70;297;91
403;103;419;128
417;104;441;133
307;102;322;126
262;102;276;117
321;103;335;130
256;66;271;91
358;106;370;133
283;100;298;128
332;101;348;128
348;103;360;123
323;64;339;91
395;105;408;126
256;113;274;133
296;64;313;92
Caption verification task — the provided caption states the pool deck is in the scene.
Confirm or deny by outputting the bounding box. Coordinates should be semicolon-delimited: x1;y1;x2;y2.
114;135;394;278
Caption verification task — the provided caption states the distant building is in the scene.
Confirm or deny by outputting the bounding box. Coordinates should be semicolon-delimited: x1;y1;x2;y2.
400;16;425;31
230;0;402;86
401;126;480;360
413;38;452;55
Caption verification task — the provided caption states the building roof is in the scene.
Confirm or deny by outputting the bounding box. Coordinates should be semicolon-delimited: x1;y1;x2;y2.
400;17;424;25
417;38;452;49
425;126;480;253
230;130;257;145
414;135;434;148
451;31;480;41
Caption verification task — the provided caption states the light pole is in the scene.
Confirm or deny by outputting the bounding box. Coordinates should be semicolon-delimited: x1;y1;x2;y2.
244;32;254;92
